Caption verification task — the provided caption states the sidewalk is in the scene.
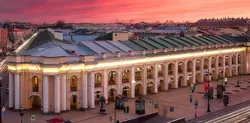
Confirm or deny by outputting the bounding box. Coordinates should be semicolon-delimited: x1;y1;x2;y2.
3;75;250;123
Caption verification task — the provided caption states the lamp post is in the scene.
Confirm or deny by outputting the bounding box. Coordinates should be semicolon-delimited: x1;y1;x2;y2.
205;70;212;113
19;107;24;123
0;77;3;123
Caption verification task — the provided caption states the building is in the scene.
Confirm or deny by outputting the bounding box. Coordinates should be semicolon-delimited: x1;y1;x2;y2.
8;29;249;113
0;28;8;53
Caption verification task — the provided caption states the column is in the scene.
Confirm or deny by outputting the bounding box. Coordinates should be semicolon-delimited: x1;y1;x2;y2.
117;69;122;95
164;62;169;90
9;72;14;108
192;59;196;84
153;63;158;93
82;72;88;109
61;75;67;111
14;73;20;110
201;58;204;82
236;53;239;75
143;65;147;95
103;70;108;102
43;75;49;113
183;61;187;86
54;75;60;113
223;55;226;77
174;62;178;88
215;56;219;79
208;57;212;81
241;53;244;74
229;55;232;76
88;72;95;108
130;66;135;98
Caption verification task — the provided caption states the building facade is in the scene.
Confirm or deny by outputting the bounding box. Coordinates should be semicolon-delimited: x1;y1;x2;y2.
0;28;8;53
7;30;249;113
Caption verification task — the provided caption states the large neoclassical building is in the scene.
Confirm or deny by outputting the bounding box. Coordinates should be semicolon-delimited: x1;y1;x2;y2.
7;29;249;113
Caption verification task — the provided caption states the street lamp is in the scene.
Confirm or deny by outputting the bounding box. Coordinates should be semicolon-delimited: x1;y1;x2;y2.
205;70;212;113
0;77;3;123
19;107;24;123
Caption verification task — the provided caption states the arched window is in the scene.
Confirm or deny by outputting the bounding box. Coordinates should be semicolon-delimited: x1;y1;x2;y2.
70;76;77;92
32;76;39;92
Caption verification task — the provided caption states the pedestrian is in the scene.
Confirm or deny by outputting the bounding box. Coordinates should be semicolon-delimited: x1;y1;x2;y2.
190;94;193;103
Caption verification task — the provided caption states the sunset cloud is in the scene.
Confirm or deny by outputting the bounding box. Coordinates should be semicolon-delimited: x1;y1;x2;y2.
0;0;250;23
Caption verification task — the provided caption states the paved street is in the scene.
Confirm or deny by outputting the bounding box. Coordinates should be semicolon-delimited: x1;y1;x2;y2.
1;75;250;123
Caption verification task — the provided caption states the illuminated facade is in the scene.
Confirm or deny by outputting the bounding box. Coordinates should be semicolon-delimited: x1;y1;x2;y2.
8;30;249;113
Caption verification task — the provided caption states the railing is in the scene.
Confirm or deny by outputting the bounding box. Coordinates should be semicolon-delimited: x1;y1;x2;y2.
108;80;116;85
168;71;174;75
122;78;129;83
95;83;102;87
158;72;163;77
70;87;77;92
225;62;229;66
178;69;183;73
135;76;142;81
187;68;192;72
147;74;153;79
32;87;39;92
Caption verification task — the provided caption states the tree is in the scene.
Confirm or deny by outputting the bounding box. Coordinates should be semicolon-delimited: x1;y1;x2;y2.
55;20;66;29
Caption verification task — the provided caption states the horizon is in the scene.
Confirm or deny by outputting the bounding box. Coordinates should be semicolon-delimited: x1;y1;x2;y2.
1;0;250;24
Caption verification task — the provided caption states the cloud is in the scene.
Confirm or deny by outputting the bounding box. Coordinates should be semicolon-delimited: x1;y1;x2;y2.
0;0;249;23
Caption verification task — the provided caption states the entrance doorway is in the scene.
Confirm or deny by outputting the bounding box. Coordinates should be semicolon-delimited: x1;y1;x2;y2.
70;95;77;110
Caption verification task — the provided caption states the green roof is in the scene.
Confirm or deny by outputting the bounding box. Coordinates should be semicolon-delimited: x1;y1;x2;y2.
160;38;184;47
132;40;156;50
149;37;175;48
140;38;165;49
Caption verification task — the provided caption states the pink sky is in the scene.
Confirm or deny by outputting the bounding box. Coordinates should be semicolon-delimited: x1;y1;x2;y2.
1;0;250;23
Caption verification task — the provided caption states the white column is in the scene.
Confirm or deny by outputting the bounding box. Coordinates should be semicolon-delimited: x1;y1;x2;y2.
103;70;108;102
174;62;178;88
130;66;135;98
192;59;196;84
62;75;67;111
14;73;20;110
117;69;122;95
236;54;239;75
223;55;226;77
154;63;158;93
43;75;49;113
89;72;95;108
229;55;232;76
9;72;14;108
183;61;187;86
241;53;244;74
54;75;60;113
208;57;212;81
201;58;204;82
82;72;88;109
215;56;219;79
164;63;169;90
143;65;147;95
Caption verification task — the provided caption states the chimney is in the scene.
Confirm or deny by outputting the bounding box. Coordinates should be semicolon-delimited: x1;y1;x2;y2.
101;52;107;59
128;51;134;56
116;52;121;58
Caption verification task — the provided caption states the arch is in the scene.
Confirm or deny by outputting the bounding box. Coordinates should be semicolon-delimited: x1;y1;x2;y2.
203;58;209;69
32;76;39;92
108;71;117;85
212;70;216;80
187;60;193;72
122;86;130;97
196;59;201;71
147;66;154;79
108;88;117;101
70;76;77;92
147;82;154;94
225;56;230;66
135;84;144;97
178;62;184;74
70;95;77;110
169;77;174;89
187;74;193;86
158;79;165;91
232;67;236;76
135;67;143;81
232;55;236;65
29;95;41;109
218;57;223;67
95;91;102;104
122;69;130;83
211;57;216;68
168;63;175;75
225;68;230;77
178;76;185;87
95;73;102;87
195;73;201;84
158;64;164;77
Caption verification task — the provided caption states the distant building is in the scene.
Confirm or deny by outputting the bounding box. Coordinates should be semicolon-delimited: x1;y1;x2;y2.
0;28;8;53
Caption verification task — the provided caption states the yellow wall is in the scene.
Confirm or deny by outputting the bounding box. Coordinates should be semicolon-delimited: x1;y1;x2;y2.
112;32;129;41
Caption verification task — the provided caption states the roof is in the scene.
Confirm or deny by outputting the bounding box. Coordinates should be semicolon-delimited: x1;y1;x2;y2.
20;29;239;58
